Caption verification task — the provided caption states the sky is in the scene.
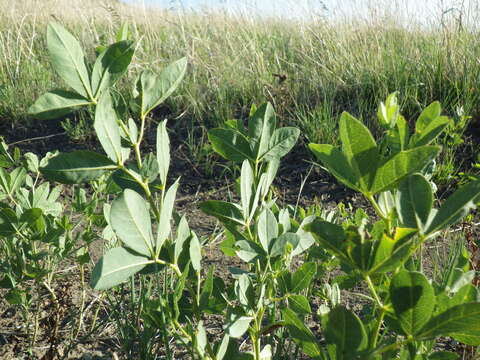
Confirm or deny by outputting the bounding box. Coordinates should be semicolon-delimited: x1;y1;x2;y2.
120;0;479;24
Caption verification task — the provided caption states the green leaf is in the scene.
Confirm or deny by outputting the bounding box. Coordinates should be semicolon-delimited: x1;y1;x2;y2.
305;220;351;264
199;267;214;311
396;174;433;232
195;321;207;357
236;240;264;263
410;116;450;147
324;306;368;354
261;159;279;199
224;313;252;338
428;352;459;360
270;232;300;257
110;189;154;257
282;308;321;358
426;180;480;234
417;303;480;345
174;215;190;264
377;92;399;128
396;115;410;151
47;22;92;99
215;335;230;360
114;22;129;41
240;160;253;219
291;262;317;293
137;57;187;117
257;208;278;253
156;120;170;186
235;274;253;308
262;127;300;161
91;40;134;98
309;144;360;192
371;146;440;194
94;92;122;163
20;208;43;225
90;247;151;290
259;345;272;360
28;90;91;120
339;112;379;191
416;101;442;133
248;102;276;160
111;168;145;195
200;200;245;226
0;208;17;236
288;294;311;315
189;232;202;272
157;179;179;252
390;271;435;336
40;151;117;184
369;228;418;274
292;216;316;256
208;128;253;162
0;167;26;195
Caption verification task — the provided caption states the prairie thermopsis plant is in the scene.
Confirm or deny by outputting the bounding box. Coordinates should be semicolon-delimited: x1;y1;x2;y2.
26;21;480;360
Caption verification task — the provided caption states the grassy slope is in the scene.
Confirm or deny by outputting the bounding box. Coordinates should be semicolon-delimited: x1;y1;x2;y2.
0;0;479;172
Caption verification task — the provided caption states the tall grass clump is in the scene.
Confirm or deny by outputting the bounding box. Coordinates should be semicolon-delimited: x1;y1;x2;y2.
1;0;480;167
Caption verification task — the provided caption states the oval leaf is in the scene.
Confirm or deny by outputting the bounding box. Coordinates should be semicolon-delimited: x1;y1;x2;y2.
208;128;253;162
90;247;151;290
324;305;368;354
248;102;276;160
110;189;154;256
189;232;202;272
263;127;300;161
28;90;91;120
91;40;135;97
257;208;278;252
138;57;187;116
40;151;116;184
417;302;480;345
291;262;317;293
309;143;360;192
426;180;480;234
339;112;379;191
282;308;321;358
200;200;245;226
224;314;252;338
371;146;441;194
240;160;253;219
396;173;433;232
390;271;435;336
94;92;122;163
156;120;170;186
47;22;92;99
157;179;179;252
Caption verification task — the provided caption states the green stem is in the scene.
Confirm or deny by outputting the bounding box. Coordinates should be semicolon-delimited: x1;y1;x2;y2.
74;264;86;338
252;331;261;360
372;338;412;356
120;166;161;221
366;195;388;222
160;301;173;360
365;275;384;309
371;309;386;349
134;143;143;169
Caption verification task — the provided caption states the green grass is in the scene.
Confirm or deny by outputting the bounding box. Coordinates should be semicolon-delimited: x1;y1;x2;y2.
1;0;480;176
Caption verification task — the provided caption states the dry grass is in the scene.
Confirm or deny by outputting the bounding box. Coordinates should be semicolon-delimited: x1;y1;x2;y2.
0;0;479;175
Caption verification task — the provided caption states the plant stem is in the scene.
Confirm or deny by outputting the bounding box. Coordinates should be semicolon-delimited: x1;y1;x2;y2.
371;308;386;349
366;195;387;222
365;275;384;309
74;264;86;338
